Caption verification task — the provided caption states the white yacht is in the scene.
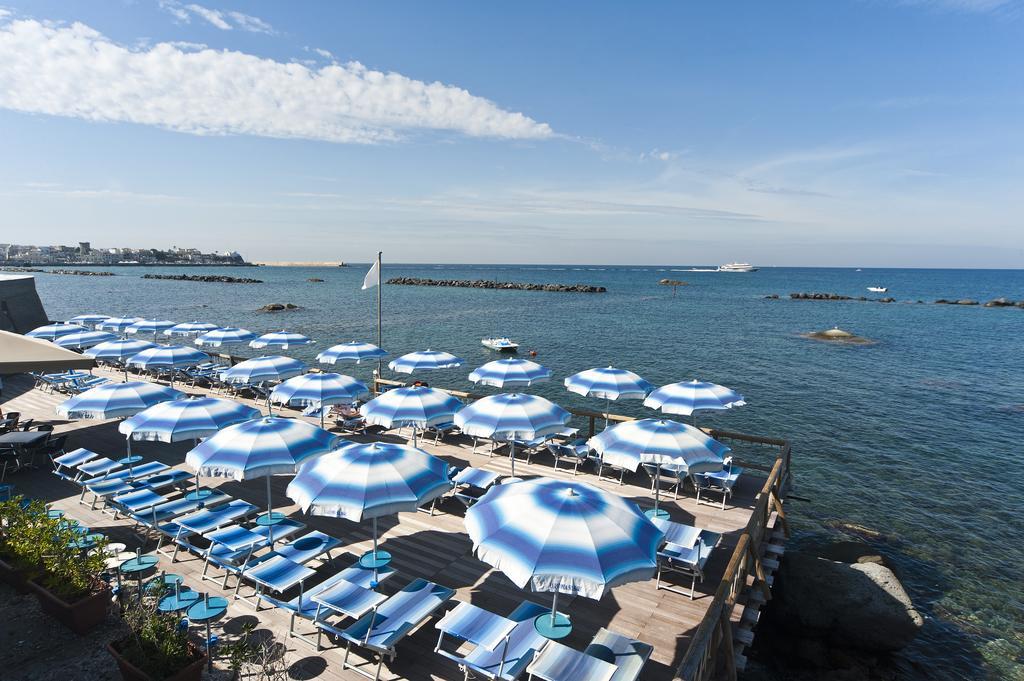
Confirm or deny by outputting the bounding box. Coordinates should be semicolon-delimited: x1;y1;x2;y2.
482;337;519;352
867;286;888;293
718;263;758;272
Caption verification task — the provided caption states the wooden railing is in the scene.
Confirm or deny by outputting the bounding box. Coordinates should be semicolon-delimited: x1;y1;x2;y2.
675;438;791;681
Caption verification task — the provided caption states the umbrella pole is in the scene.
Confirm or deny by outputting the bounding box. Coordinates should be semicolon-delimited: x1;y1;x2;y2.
654;467;661;514
412;424;418;449
126;437;133;474
266;476;274;544
509;439;516;478
605;397;611;430
550;592;558;625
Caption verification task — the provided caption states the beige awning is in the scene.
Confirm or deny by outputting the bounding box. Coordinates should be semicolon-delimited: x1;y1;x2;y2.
0;330;96;374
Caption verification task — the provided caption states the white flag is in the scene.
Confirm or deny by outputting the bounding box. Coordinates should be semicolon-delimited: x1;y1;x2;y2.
361;260;379;290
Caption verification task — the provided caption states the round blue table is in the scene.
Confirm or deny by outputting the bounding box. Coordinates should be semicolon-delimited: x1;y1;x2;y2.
534;612;572;639
117;455;143;466
159;588;201;612
255;511;286;526
119;554;158;601
359;550;392;588
645;508;671;521
184;489;214;502
187;596;228;671
145;572;184;593
69;532;105;551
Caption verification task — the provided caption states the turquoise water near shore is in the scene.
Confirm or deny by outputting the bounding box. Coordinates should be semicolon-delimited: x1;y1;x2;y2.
32;264;1024;680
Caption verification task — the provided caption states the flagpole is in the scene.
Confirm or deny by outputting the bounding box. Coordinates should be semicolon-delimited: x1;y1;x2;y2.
375;251;383;389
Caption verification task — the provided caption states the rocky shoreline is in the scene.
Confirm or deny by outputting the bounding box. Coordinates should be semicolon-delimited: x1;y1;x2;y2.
386;277;607;293
768;292;1024;307
1;267;114;276
142;273;263;283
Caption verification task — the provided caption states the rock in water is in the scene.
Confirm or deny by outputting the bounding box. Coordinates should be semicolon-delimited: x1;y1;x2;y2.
258;303;301;312
803;327;874;344
774;552;924;652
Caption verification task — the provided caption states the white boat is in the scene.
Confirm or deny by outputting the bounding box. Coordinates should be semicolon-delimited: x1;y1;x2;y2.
482;337;519;352
718;263;758;272
867;286;888;293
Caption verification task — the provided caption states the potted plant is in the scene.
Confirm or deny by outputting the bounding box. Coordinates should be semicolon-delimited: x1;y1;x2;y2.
0;497;47;592
108;581;206;681
218;622;289;681
26;503;111;634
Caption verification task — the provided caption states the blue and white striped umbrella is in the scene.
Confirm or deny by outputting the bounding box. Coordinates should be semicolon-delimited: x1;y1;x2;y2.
194;327;257;347
468;359;552;388
565;366;654;428
53;330;118;349
359;386;461;447
164;321;220;337
587;418;729;515
26;323;87;340
186;416;338;531
56;381;183;420
466;477;662;631
127;345;209;371
644;380;746;417
249;331;315;350
67;314;110;326
120;396;261;443
454;393;570;477
220;356;306;385
287;441;451;571
388;350;463;374
316;341;388;365
97;316;143;333
85;339;158;362
126;319;177;336
270;373;369;426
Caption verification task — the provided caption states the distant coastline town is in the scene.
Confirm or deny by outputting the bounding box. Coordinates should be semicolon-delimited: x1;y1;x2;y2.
0;241;249;266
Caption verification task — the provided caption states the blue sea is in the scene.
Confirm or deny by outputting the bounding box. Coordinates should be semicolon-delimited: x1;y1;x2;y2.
33;264;1024;680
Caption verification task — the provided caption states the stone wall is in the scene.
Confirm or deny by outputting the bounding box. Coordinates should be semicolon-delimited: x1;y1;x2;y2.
0;275;49;334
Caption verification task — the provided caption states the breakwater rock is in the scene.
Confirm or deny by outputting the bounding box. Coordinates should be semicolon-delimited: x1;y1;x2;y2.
774;293;1024;308
386;277;606;293
143;274;263;284
307;278;324;283
803;327;875;345
659;279;688;286
258;303;301;312
1;267;113;276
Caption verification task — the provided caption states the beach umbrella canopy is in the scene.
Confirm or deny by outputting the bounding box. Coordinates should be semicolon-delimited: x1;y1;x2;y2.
67;314;110;326
220;355;305;385
126;319;177;336
454;393;570;477
85;339;158;362
465;477;662;636
97;316;143;333
186;416;337;530
56;381;183;420
644;380;746;417
53;330;118;349
588;418;729;517
127;345;209;371
388;350;463;374
564;366;654;428
249;331;315;350
359;386;461;447
165;321;220;337
119;396;261;443
270;373;369;408
469;358;553;388
194;327;257;347
287;441;451;577
316;341;388;365
26;323;87;340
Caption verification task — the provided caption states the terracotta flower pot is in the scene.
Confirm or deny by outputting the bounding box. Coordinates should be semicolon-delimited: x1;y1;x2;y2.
28;578;110;635
107;639;207;681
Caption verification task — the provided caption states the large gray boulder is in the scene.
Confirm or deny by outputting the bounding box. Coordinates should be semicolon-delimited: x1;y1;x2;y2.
774;552;923;652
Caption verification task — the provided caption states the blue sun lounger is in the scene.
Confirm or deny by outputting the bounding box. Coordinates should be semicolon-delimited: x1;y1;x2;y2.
52;448;99;480
157;499;258;560
262;559;396;648
339;578;456;681
74;456;123;482
130;489;229;530
435;600;549;680
202;519;306;587
583;628;653;681
655;528;722;599
83;461;169;508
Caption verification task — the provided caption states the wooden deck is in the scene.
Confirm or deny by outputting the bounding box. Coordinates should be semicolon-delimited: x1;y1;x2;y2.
0;369;774;681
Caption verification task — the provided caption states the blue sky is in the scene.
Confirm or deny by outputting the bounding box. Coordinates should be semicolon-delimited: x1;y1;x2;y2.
0;1;1021;266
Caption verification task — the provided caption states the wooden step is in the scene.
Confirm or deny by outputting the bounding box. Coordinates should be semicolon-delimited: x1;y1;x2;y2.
747;589;767;605
741;604;761;626
735;652;748;672
764;542;785;556
762;557;780;571
771;529;786;541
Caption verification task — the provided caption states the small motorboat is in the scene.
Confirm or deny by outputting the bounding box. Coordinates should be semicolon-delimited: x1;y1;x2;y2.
867;286;888;293
482;337;519;352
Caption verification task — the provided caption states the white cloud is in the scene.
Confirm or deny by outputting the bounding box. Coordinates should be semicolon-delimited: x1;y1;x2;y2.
0;17;553;144
158;1;273;34
313;47;334;60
